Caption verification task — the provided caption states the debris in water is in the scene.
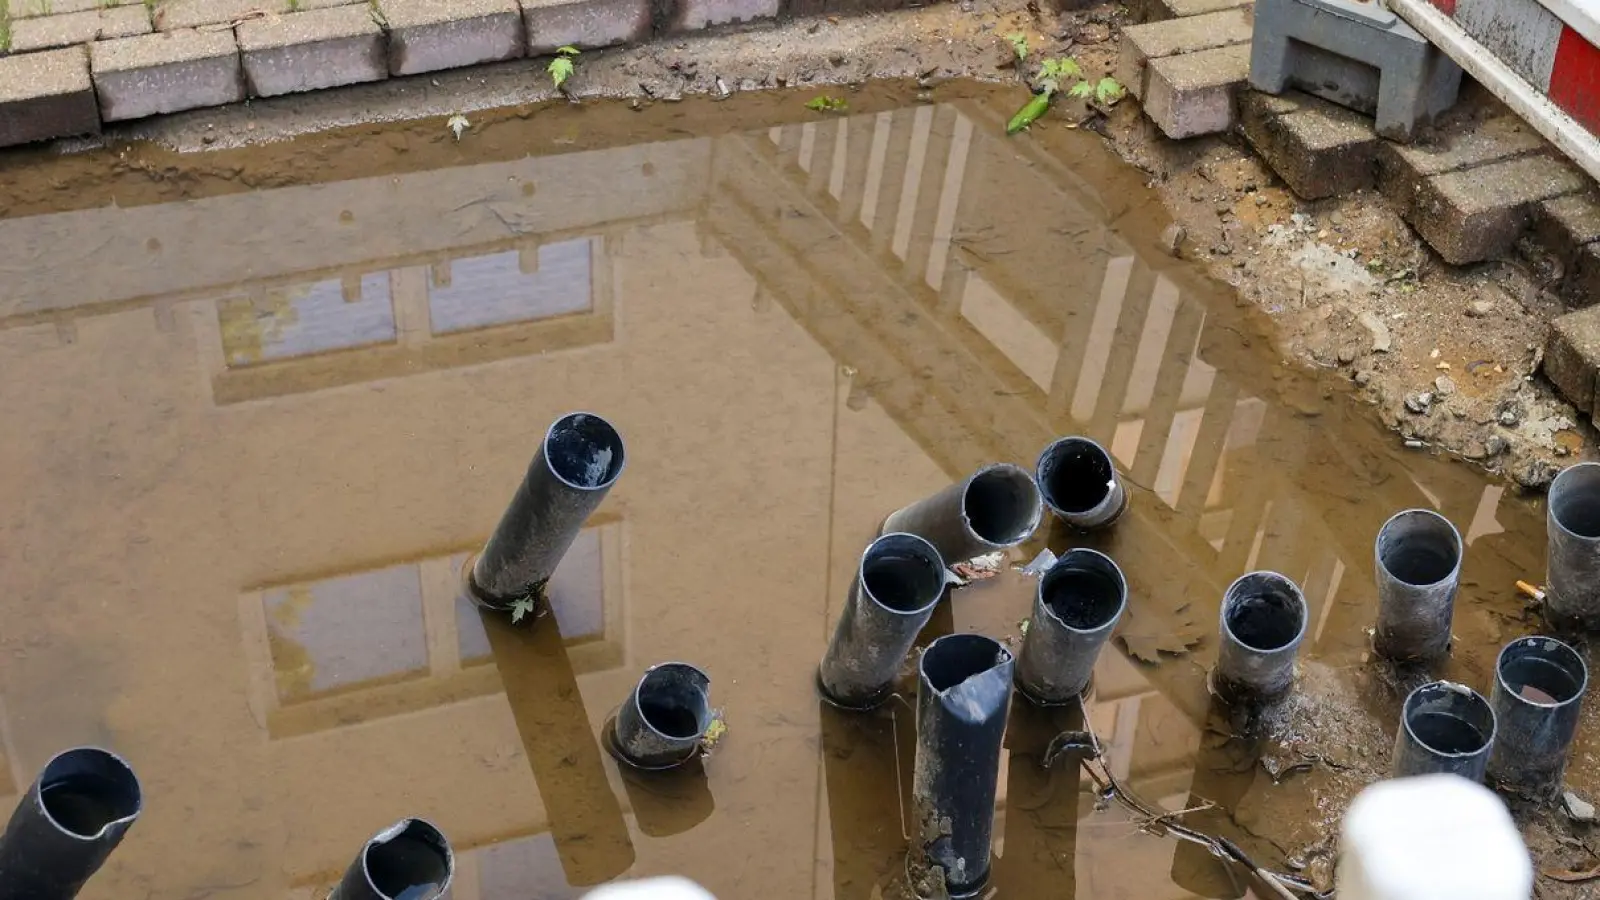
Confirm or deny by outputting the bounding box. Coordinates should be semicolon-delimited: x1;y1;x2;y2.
1564;792;1597;824
1516;580;1546;603
447;114;469;141
1158;223;1185;257
1115;600;1204;664
949;551;1005;585
1017;617;1031;637
1017;548;1057;576
699;708;728;757
805;95;848;113
510;594;538;624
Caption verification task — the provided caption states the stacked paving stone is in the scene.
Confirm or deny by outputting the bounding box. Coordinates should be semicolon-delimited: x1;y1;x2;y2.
0;0;779;148
1115;0;1253;139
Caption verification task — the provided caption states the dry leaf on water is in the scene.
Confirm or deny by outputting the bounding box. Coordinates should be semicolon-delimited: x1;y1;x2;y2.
1115;600;1204;664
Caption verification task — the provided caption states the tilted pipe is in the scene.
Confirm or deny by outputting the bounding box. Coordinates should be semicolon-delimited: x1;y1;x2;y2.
0;747;141;900
611;662;714;771
1035;436;1127;531
818;532;948;710
881;464;1042;564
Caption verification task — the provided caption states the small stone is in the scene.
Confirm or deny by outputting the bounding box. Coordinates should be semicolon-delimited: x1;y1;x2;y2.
1467;299;1495;317
1358;311;1392;353
1159;223;1186;257
1563;792;1596;823
1330;210;1346;226
1464;440;1488;460
1337;346;1357;364
1405;392;1433;414
1354;370;1372;386
1497;398;1526;427
1485;435;1508;456
1435;375;1456;396
1255;193;1268;206
1213;243;1232;256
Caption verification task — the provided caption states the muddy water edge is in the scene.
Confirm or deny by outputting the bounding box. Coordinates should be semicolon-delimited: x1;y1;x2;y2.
0;80;1594;899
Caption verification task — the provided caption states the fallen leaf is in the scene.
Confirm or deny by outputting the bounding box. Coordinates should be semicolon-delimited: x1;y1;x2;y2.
1542;863;1600;883
1115;600;1203;663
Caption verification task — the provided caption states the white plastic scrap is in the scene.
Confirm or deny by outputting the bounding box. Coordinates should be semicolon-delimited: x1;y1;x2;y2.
1017;548;1057;577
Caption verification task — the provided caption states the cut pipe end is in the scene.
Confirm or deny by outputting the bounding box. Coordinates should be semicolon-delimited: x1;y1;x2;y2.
1376;509;1463;588
1496;636;1588;709
921;633;1014;693
1039;549;1127;634
357;819;454;900
1396;681;1496;779
1221;572;1307;653
960;464;1043;549
37;747;141;841
543;412;626;491
860;532;948;617
613;662;713;770
1550;462;1600;540
1035;437;1125;530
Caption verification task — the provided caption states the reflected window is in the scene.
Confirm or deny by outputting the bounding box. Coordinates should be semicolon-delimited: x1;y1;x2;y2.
428;239;594;335
474;833;582;899
456;526;607;666
217;273;395;367
263;564;427;703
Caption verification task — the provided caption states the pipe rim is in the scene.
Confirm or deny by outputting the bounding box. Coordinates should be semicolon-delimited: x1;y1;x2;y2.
920;633;1013;693
1219;571;1308;653
36;746;141;842
858;532;947;617
1549;462;1600;539
959;463;1044;547
1374;508;1463;589
632;661;713;742
1402;681;1497;759
542;411;626;491
1495;636;1588;711
1034;436;1118;517
1037;548;1128;635
359;817;454;900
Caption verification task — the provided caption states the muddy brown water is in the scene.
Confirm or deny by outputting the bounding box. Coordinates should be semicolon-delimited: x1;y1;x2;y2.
0;80;1592;899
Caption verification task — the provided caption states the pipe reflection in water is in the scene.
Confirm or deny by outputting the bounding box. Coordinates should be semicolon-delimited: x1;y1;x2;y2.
1546;462;1600;631
1016;549;1127;705
1170;729;1266;899
1373;509;1462;662
990;698;1083;896
1392;681;1496;781
910;634;1014;899
1035;436;1127;531
479;607;636;885
819;533;948;710
471;412;626;610
611;662;714;770
619;762;716;838
820;703;917;898
1212;572;1307;706
0;747;141;900
881;464;1042;564
329;818;454;900
1488;636;1588;798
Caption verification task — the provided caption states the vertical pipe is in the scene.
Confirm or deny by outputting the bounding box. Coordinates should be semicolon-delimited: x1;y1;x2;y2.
1546;462;1600;631
819;533;948;710
1373;509;1463;662
880;464;1042;564
1035;436;1127;531
1391;681;1496;782
1212;572;1308;706
1488;636;1588;798
1015;549;1127;705
329;818;454;900
470;412;625;610
910;634;1014;899
611;663;713;770
0;747;141;900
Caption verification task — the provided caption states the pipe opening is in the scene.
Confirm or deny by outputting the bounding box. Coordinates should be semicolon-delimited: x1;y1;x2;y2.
963;466;1039;545
1037;438;1114;514
1041;553;1125;631
1377;510;1461;587
545;412;625;490
921;634;1012;692
1404;683;1495;757
1551;463;1600;538
1498;638;1587;707
861;534;945;614
1222;573;1305;652
38;748;140;839
364;820;451;900
636;664;712;740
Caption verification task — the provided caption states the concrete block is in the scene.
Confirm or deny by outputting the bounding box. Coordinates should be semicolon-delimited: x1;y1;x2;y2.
1116;8;1252;100
0;46;100;147
1545;304;1600;415
1566;243;1600;309
1410;155;1589;265
155;0;285;30
1535;194;1600;264
664;0;780;31
9;0;139;17
378;0;525;76
89;28;243;122
10;5;151;53
1376;116;1548;219
239;5;386;97
1143;43;1251;139
1250;0;1461;142
521;0;651;53
1143;0;1250;21
1241;89;1376;199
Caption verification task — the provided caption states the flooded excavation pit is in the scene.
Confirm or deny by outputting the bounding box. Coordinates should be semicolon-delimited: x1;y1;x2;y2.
2;79;1595;899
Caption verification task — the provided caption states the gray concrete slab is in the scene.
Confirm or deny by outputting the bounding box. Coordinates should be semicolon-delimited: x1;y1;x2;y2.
90;28;244;122
9;0;140;17
1144;42;1251;139
521;0;652;53
378;0;525;76
1240;89;1376;199
10;5;151;53
1143;0;1250;21
664;0;782;31
0;46;100;147
239;4;387;97
1117;8;1252;100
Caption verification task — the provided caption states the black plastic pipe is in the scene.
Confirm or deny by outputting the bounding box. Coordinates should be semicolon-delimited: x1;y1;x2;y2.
819;533;948;710
1546;462;1600;631
1488;636;1588;798
881;464;1042;564
1015;549;1127;705
0;747;141;900
1373;509;1462;662
612;662;714;770
329;818;454;900
1035;436;1127;531
909;634;1014;899
1391;680;1496;781
1212;572;1308;706
469;412;625;610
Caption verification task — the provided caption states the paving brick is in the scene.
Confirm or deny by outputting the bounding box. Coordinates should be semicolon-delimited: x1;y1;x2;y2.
1567;243;1600;309
155;0;280;30
1116;8;1252;101
1143;42;1251;139
0;46;99;147
1410;155;1589;265
1544;304;1600;416
238;4;385;97
1535;194;1600;264
1376;115;1547;219
521;0;651;53
378;0;524;76
1142;0;1250;20
9;0;139;17
664;0;780;31
10;5;151;53
1241;89;1376;199
90;28;243;122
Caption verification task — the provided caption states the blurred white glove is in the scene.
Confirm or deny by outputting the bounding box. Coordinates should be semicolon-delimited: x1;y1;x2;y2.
580;877;716;900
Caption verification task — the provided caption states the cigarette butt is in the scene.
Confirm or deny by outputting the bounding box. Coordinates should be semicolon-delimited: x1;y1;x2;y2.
1516;580;1546;602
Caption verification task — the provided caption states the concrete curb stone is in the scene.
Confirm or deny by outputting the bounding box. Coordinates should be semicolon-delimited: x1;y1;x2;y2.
1410;155;1589;266
1116;7;1252;101
520;0;652;53
1240;89;1377;200
239;4;387;97
1144;42;1251;139
1544;304;1600;416
664;0;782;32
154;0;364;30
1142;0;1250;20
1376;116;1548;219
378;0;525;77
89;27;244;122
9;0;139;17
0;46;100;147
10;5;151;54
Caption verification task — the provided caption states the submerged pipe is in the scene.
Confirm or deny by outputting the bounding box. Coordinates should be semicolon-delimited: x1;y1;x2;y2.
1015;549;1127;705
0;747;141;900
611;662;714;770
1373;509;1463;662
470;412;625;610
1547;462;1600;631
819;533;949;710
330;818;454;900
1212;572;1308;706
881;464;1042;564
910;634;1014;899
1035;436;1127;531
1488;636;1589;798
1392;681;1496;782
